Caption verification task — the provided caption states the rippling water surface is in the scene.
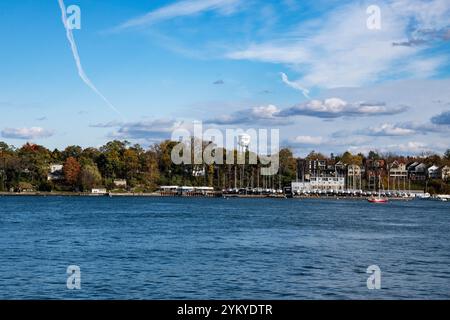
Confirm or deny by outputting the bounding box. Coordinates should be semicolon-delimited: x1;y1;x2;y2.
0;196;449;299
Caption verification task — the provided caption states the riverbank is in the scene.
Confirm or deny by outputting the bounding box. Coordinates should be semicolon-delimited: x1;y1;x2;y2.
0;191;418;201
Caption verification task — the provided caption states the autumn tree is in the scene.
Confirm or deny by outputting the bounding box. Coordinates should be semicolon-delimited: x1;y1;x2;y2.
123;148;140;181
340;151;363;166
63;157;81;187
305;150;326;160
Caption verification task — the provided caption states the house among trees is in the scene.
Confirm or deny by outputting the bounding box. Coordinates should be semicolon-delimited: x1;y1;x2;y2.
346;164;362;190
427;165;440;179
388;160;408;190
364;159;386;190
0;139;449;195
407;162;427;181
113;179;127;188
47;164;64;181
439;165;450;181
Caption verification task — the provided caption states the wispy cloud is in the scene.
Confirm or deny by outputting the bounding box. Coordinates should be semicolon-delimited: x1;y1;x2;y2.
227;0;450;88
290;135;324;146
280;72;310;99
213;79;225;85
1;127;54;140
348;141;446;156
115;0;242;30
359;123;415;136
91;119;189;141
57;0;121;116
286;135;373;152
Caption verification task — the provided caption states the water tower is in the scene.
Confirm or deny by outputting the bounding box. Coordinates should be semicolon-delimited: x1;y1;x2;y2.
238;133;251;152
238;134;251;190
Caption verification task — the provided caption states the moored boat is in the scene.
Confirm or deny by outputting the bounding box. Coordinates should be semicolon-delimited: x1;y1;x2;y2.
368;196;388;203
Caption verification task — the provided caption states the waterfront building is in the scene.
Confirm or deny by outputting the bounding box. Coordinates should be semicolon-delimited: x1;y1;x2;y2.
47;164;64;181
427;165;440;179
439;165;450;181
192;165;206;177
364;159;386;190
292;176;345;193
346;164;362;190
407;162;427;181
388;160;408;190
113;179;127;188
91;188;107;194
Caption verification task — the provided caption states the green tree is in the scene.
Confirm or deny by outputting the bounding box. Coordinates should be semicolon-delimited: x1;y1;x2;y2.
123;148;139;180
278;148;297;186
368;150;380;160
79;164;102;191
62;145;82;160
142;150;160;190
17;143;52;186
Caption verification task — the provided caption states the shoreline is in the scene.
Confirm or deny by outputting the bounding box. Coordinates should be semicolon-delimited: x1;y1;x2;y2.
0;191;418;201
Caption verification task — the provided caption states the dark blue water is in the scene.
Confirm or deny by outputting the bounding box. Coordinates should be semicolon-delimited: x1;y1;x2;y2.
0;196;449;299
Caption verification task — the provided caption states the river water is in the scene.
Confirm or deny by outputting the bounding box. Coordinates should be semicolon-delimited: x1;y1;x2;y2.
0;196;448;299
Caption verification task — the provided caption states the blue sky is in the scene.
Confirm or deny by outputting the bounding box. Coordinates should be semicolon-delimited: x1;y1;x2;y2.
0;0;449;156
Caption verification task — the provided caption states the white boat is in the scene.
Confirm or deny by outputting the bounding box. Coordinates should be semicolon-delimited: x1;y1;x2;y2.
416;192;431;199
433;194;450;202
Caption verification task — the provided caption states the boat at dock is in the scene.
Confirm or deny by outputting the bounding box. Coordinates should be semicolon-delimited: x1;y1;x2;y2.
367;174;389;203
368;196;388;203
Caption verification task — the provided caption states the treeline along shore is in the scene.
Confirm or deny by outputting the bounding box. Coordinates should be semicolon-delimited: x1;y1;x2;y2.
0;140;449;196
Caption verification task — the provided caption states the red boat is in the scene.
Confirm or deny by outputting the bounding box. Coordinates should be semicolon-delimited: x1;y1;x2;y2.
368;174;389;203
368;196;388;203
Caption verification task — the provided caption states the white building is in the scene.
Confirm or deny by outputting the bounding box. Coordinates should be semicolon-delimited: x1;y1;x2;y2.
113;179;127;188
427;165;440;179
439;165;450;181
91;188;107;194
47;164;64;181
292;176;345;193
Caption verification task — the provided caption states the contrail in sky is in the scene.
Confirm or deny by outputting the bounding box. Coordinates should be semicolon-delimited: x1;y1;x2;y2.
57;0;122;117
280;72;311;100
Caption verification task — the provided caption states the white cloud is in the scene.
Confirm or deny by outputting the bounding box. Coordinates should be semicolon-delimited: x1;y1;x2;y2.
279;98;408;118
227;0;450;88
1;127;54;140
364;123;415;136
347;141;446;155
206;104;288;125
116;0;242;30
250;104;280;119
292;135;324;145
